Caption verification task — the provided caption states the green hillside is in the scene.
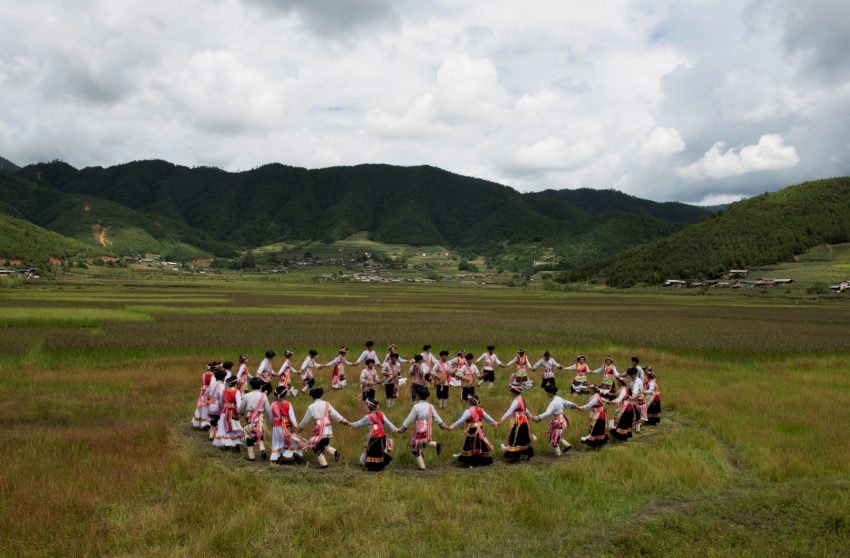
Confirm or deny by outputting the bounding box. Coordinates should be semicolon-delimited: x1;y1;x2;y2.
525;188;712;223
564;177;850;287
0;212;109;265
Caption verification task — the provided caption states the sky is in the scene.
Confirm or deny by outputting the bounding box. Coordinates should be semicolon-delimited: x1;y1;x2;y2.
0;0;848;204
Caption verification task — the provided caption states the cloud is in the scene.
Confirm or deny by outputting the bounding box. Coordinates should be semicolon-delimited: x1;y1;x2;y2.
638;127;686;161
434;54;509;122
677;134;800;180
696;193;747;206
503;135;606;175
713;68;805;121
240;0;404;35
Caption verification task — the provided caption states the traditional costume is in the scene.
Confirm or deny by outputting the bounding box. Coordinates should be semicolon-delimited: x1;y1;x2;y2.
419;345;439;380
476;346;502;387
609;380;634;441
505;350;532;388
206;369;226;440
399;391;446;470
236;356;252;394
297;389;350;468
628;367;648;432
382;345;409;365
459;355;479;401
354;342;379;366
299;350;322;390
360;362;380;402
565;355;590;394
645;369;661;425
256;351;275;394
276;352;298;396
327;349;352;390
409;355;427;401
213;377;243;449
239;378;271;460
593;357;619;400
450;395;496;468
351;399;396;471
532;352;562;390
534;387;578;456
500;386;535;462
381;355;402;407
432;353;453;407
191;366;215;429
579;387;608;448
268;387;304;463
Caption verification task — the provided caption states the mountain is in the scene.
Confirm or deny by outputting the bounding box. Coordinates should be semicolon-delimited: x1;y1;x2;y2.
0;212;109;266
15;160;699;267
0;171;235;259
563;177;850;287
0;156;20;173
524;188;713;224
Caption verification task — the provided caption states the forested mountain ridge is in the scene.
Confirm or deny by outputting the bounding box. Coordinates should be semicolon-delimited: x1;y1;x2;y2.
525;188;712;223
0;212;109;265
564;177;850;287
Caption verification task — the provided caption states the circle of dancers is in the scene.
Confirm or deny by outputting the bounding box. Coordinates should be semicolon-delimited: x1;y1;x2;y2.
191;343;662;471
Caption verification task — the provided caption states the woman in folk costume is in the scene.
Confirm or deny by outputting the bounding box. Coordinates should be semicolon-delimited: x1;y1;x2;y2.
276;350;298;396
299;349;324;390
382;344;409;365
354;340;379;367
206;368;227;441
240;377;272;461
592;356;619;400
192;363;216;429
381;352;402;408
398;388;447;470
351;397;397;471
408;354;428;402
607;375;634;441
627;366;648;433
476;345;503;388
236;355;251;394
360;358;380;403
447;394;497;468
268;385;304;464
213;376;244;451
327;347;352;390
296;388;352;468
432;350;453;408
497;384;535;463
532;384;578;456
578;384;608;448
256;351;276;394
459;353;480;401
565;355;591;394
532;350;563;390
645;368;661;425
502;349;532;388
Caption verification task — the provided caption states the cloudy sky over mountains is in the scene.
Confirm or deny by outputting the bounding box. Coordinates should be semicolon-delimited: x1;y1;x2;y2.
1;0;847;203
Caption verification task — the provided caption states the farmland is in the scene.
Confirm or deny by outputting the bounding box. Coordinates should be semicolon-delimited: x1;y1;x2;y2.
1;282;850;557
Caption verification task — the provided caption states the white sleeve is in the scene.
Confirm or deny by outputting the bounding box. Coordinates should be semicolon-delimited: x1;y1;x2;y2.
288;405;298;424
450;409;472;429
430;406;444;426
532;359;544;370
592;366;604;374
505;357;517;367
402;408;418;429
538;399;558;420
501;399;520;420
383;415;397;431
565;364;577;371
351;416;372;428
494;355;504;366
550;359;561;368
615;389;628;403
298;408;312;430
328;405;345;423
476;354;486;363
481;410;497;425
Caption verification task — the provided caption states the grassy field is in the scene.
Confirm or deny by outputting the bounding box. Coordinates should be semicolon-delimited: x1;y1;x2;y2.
1;282;849;557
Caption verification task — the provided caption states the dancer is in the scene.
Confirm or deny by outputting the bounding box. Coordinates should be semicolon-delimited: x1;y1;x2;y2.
593;356;619;400
578;384;608;448
409;354;428;401
191;364;215;429
447;394;496;468
503;349;532;388
645;368;661;425
398;388;446;470
631;356;645;381
276;350;298;396
268;386;304;464
213;376;243;450
607;376;634;441
420;345;439;380
255;351;276;394
497;385;535;463
532;350;563;390
432;351;453;408
628;366;648;432
459;353;479;401
206;367;227;440
297;388;351;468
565;355;590;394
360;358;380;402
476;345;503;388
355;341;379;367
351;398;397;471
327;347;352;390
532;384;577;456
299;349;323;390
382;344;409;365
240;378;271;461
236;355;251;393
381;352;402;408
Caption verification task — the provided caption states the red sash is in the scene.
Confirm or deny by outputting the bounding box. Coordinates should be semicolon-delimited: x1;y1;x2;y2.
367;412;386;438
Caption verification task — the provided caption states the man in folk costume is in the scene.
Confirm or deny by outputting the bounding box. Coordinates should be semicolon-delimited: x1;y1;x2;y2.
645;368;661;425
532;384;577;456
381;352;402;408
192;364;215;429
578;384;608;448
497;385;535;463
419;344;439;380
268;386;304;464
627;366;648;432
408;354;428;402
213;376;244;451
565;355;591;394
532;350;564;390
297;388;352;468
432;351;453;408
476;345;503;388
355;340;379;367
206;368;227;441
447;394;497;468
255;351;276;394
606;375;634;441
631;356;645;382
299;349;324;390
459;353;480;401
327;347;352;390
592;356;619;400
351;397;397;471
360;358;380;403
398;388;446;470
240;378;272;461
382;344;409;365
502;349;532;388
236;355;251;393
276;350;298;396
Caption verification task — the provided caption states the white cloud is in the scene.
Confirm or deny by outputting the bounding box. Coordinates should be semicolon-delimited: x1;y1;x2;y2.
505;135;606;174
434;54;509;122
696;193;747;206
677;134;800;180
713;68;806;122
638;127;686;162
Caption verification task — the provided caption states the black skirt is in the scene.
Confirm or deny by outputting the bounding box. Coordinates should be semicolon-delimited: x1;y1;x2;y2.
504;421;534;460
458;425;493;467
436;385;450;399
611;409;634;441
582;418;608;448
364;435;392;472
385;384;396;399
647;398;661;424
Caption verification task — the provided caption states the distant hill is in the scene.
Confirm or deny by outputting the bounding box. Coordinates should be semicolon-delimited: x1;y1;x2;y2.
564;177;850;287
0;212;109;266
16;160;698;267
0;156;20;173
525;188;713;224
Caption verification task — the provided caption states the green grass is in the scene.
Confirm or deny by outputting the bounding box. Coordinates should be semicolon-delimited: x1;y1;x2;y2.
0;307;154;326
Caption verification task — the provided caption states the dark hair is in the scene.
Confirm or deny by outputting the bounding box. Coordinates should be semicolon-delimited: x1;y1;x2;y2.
468;394;480;405
422;345;431;351
465;353;474;360
616;375;628;385
249;377;263;390
439;350;449;356
309;388;324;399
413;354;424;362
274;386;287;398
626;367;638;375
544;384;558;394
417;388;431;400
365;358;375;365
265;350;276;359
222;361;233;370
366;397;379;409
543;350;550;358
309;349;318;356
214;370;227;381
487;345;495;351
631;356;639;364
366;341;374;347
389;352;399;359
